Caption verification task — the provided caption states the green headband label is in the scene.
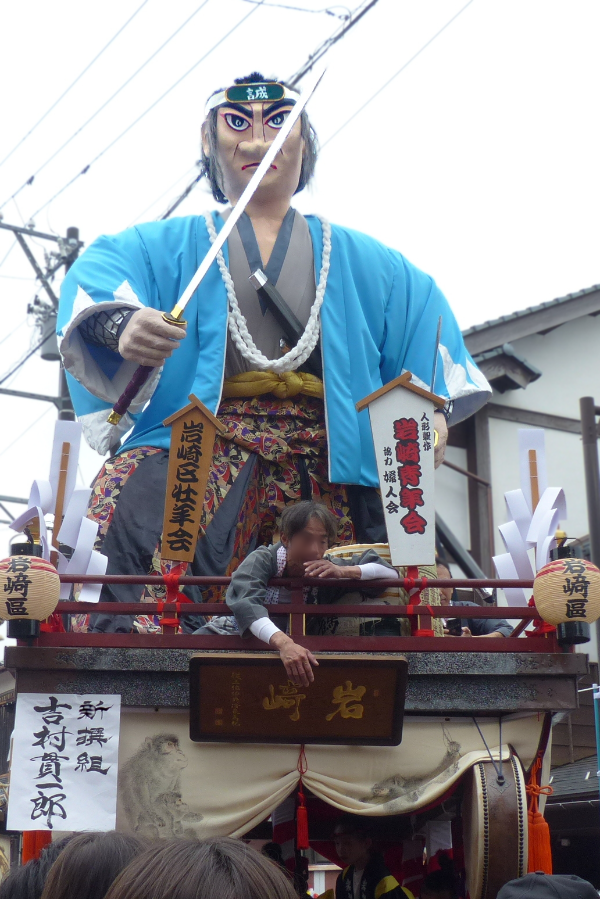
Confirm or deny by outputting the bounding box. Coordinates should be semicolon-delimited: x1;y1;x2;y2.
225;83;286;103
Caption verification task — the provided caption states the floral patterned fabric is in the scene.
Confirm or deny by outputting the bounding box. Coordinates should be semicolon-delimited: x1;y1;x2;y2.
73;395;355;632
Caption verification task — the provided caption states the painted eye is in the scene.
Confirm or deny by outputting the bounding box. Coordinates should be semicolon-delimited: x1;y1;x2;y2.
266;111;289;129
224;113;250;131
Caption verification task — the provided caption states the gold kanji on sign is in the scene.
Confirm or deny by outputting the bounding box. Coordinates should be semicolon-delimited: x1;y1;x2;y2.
262;682;306;722
325;681;366;721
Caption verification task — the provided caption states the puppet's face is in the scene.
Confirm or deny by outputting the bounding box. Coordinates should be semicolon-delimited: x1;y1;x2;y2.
203;99;304;205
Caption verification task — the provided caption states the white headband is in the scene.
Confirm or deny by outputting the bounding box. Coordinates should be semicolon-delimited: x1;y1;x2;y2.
205;82;301;117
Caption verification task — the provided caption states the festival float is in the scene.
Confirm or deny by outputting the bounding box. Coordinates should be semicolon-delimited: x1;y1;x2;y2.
1;72;595;898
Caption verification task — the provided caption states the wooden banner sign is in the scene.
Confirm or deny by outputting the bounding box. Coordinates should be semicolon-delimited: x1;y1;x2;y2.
356;372;445;567
161;394;227;563
189;653;407;745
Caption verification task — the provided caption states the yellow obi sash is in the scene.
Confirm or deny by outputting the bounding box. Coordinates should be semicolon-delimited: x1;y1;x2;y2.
222;370;324;400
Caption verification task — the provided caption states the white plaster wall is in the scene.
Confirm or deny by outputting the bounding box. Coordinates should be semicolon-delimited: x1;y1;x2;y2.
493;314;600;418
435;445;471;551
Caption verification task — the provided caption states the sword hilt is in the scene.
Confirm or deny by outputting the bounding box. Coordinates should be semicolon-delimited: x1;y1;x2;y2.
107;310;187;425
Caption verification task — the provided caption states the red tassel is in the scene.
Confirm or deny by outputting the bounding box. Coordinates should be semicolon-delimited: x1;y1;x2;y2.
296;786;309;850
526;757;553;873
296;744;310;850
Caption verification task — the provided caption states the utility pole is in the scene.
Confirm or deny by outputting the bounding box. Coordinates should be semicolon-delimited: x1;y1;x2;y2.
58;226;80;421
0;221;82;419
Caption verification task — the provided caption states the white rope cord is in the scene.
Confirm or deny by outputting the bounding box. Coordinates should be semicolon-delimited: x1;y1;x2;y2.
203;210;331;373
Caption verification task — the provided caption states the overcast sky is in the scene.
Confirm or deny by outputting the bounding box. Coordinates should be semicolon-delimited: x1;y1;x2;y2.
0;0;599;558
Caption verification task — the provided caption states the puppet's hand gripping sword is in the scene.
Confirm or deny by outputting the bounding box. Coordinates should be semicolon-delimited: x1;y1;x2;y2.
107;68;326;426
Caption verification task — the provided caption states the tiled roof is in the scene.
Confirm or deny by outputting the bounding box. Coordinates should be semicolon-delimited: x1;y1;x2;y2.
549;755;600;800
463;284;600;338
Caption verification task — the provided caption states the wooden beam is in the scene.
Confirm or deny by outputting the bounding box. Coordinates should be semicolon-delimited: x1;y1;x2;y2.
486;402;584;434
466;406;493;575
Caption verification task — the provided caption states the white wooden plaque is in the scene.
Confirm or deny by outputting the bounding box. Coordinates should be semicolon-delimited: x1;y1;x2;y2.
368;387;436;566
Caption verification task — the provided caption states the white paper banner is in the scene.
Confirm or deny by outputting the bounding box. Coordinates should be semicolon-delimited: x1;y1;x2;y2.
498;521;534;580
504;489;532;543
526;487;567;546
79;551;108;604
58;488;92;548
8;693;121;832
493;552;528;606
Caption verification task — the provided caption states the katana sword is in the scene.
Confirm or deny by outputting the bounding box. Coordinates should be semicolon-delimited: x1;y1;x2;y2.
430;315;442;393
107;66;326;426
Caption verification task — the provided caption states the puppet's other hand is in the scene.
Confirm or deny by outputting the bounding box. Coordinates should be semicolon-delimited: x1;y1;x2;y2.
118;307;186;367
433;411;448;469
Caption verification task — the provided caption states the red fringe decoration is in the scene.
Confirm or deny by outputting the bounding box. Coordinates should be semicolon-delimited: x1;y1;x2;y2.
296;745;310;850
526;756;553;873
22;830;52;862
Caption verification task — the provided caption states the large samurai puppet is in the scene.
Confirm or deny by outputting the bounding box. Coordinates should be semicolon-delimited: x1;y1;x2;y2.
57;72;491;633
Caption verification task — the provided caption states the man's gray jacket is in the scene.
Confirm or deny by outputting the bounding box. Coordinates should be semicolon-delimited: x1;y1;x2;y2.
226;542;395;637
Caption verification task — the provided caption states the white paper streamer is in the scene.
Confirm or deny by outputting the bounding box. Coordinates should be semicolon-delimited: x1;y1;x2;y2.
58;488;92;547
504;489;532;543
79;551;108;604
493;553;528;606
498;521;534;580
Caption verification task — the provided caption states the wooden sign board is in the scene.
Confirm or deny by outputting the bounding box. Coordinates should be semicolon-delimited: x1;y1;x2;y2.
162;395;227;563
189;653;407;746
357;372;444;567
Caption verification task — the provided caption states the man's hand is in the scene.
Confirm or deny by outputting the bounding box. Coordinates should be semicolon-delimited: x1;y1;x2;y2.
433;411;448;469
303;559;361;579
118;307;186;367
269;631;319;687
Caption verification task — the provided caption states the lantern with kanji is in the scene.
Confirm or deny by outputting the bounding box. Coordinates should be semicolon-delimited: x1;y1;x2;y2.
533;558;600;625
0;555;60;629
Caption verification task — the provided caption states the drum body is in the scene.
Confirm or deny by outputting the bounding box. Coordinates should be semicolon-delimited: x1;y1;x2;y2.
463;755;528;898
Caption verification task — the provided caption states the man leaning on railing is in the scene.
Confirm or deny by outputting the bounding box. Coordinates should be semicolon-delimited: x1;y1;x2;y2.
196;500;398;686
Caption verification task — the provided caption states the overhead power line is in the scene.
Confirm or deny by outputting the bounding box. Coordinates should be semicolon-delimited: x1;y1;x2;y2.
240;1;350;18
0;0;151;172
0;0;211;213
0;332;50;386
161;0;380;220
321;0;477;148
28;0;267;220
0;406;53;459
287;0;380;86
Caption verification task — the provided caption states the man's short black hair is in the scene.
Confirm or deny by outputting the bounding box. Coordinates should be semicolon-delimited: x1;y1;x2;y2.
201;71;319;204
332;815;373;840
279;501;338;545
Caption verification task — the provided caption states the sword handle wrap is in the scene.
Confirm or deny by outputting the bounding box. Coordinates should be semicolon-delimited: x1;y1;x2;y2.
107;310;187;423
108;365;155;424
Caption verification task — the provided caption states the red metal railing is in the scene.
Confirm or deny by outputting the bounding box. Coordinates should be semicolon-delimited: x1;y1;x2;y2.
25;574;557;653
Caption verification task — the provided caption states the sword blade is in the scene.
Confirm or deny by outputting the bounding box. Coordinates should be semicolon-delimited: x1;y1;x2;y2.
430;315;442;392
171;66;326;319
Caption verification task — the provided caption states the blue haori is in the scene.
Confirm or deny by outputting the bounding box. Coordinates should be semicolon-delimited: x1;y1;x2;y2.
57;212;491;486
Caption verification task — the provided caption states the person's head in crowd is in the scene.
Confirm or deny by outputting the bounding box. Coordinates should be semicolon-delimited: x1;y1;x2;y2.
279;501;339;575
497;872;598;899
103;837;298;899
419;853;456;899
0;835;74;899
435;558;455;604
332;816;374;871
39;832;144;899
260;841;286;869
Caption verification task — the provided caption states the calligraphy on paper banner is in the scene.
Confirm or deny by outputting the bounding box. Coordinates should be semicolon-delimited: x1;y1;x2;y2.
162;395;227;563
359;376;441;566
190;654;408;745
7;693;121;832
